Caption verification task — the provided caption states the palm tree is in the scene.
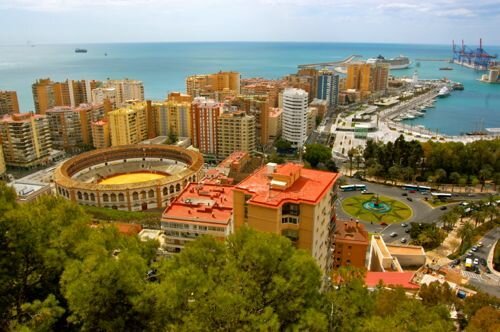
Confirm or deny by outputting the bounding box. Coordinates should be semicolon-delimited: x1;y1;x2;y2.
457;221;475;254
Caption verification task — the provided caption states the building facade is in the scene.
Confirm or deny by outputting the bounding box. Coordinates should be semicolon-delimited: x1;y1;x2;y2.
317;71;340;107
91;120;110;149
0;145;5;175
186;71;240;101
282;88;308;148
161;183;235;254
233;163;339;271
267;107;283;142
32;78;100;114
0;113;52;168
332;220;369;269
217;110;255;159
0;91;20;115
103;79;144;106
190;97;223;158
156;92;193;138
108;106;146;146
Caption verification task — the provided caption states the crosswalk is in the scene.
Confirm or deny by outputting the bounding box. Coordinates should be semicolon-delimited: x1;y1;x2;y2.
461;270;483;281
461;270;500;286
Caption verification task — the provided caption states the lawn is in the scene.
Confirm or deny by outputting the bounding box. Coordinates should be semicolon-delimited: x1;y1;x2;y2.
341;194;412;224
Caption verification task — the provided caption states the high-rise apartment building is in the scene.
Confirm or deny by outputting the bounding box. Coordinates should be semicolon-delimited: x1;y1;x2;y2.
306;107;318;136
91;87;116;106
282;88;308;148
32;78;100;114
156;92;193;138
233;163;339;271
103;79;144;106
0;113;52;168
186;71;240;101
108;104;147;146
346;63;389;97
91;120;110;149
190;97;223;157
317;71;340;107
232;95;269;146
46;103;105;151
0;91;20;115
217;110;255;159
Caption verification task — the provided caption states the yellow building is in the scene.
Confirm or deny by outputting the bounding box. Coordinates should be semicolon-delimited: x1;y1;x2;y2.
108;101;157;146
306;106;318;136
156;92;193;138
346;63;389;97
0;91;20;115
233;163;339;271
91;120;110;149
186;71;240;101
0;113;52;168
217;110;255;159
231;95;269;146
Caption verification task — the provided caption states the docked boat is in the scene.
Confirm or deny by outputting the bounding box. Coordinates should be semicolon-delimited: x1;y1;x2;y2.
366;55;411;70
437;86;450;98
75;48;87;53
452;82;464;90
439;67;453;70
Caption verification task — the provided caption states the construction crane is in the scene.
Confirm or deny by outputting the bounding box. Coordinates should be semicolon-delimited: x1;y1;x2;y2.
452;39;498;70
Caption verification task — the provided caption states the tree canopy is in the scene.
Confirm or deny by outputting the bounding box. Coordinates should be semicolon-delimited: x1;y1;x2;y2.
304;143;332;168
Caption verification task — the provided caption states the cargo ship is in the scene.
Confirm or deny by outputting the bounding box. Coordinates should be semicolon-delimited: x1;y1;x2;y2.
75;48;87;53
366;55;411;69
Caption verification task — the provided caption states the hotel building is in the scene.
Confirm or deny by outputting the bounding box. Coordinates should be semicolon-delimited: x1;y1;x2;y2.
217;110;255;159
161;183;235;254
32;78;100;114
282;88;308;148
233;163;339;271
190;97;224;157
0;113;52;168
0;91;20;115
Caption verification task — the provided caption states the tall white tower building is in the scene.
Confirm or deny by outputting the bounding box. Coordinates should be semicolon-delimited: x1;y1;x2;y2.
282;88;308;148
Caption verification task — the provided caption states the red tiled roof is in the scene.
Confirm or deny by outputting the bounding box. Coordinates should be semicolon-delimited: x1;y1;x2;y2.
365;272;419;289
161;183;234;226
114;223;142;236
235;163;339;207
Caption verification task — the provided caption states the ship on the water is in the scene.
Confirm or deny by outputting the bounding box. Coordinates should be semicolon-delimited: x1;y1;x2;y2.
437;86;450;98
75;48;87;53
366;55;411;69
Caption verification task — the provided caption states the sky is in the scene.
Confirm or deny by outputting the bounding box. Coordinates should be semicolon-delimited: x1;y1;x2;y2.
0;0;499;45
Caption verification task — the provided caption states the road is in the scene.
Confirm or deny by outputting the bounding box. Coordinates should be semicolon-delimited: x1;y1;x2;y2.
456;228;500;298
336;179;454;244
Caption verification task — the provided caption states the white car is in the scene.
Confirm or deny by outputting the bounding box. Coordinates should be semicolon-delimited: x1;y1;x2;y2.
390;232;398;237
473;258;479;265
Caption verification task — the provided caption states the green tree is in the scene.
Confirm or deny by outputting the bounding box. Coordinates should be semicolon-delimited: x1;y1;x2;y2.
458;221;475;254
142;229;327;331
347;148;356;176
275;138;292;153
449;172;461;192
10;295;65;332
388;165;402;185
304;144;332;168
466;306;500;332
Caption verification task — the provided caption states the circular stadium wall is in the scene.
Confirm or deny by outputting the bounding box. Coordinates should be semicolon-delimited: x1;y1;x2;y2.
54;145;204;211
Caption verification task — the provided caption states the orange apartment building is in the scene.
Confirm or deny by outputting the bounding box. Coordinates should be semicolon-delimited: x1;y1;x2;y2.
332;220;369;269
161;183;235;253
233;162;340;271
190;97;224;158
186;71;240;101
0;91;20;115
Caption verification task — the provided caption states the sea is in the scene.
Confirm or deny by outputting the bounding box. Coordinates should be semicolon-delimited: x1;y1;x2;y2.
0;42;499;135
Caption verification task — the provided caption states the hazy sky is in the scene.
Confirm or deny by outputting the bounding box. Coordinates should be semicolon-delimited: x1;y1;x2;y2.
0;0;499;45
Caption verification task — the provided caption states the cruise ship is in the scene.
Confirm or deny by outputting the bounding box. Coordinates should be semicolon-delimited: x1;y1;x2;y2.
437;86;450;98
366;55;411;69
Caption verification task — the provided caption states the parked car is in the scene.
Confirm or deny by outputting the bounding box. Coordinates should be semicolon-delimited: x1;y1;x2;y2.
402;193;408;196
471;246;478;252
405;229;411;233
409;190;416;193
380;222;388;226
440;206;448;210
390;232;398;237
406;197;413;202
401;223;408;227
479;258;487;266
473;258;479;265
400;238;407;243
477;242;483;248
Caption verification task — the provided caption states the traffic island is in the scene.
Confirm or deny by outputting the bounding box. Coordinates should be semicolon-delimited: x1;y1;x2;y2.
341;194;412;223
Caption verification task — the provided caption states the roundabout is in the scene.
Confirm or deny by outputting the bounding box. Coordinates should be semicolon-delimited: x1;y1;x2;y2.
341;194;412;224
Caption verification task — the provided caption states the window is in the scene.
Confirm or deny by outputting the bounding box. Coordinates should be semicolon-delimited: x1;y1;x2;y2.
282;203;300;216
281;216;299;224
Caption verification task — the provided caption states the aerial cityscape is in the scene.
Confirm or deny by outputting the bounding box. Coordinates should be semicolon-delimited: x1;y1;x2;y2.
0;0;499;331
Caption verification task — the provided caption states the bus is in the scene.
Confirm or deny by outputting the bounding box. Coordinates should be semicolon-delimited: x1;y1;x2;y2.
340;184;367;192
401;184;432;192
431;192;452;200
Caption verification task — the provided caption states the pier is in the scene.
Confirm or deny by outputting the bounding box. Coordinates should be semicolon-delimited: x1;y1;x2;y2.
298;55;363;69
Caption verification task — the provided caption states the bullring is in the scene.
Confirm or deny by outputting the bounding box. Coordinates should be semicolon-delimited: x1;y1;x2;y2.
54;145;204;211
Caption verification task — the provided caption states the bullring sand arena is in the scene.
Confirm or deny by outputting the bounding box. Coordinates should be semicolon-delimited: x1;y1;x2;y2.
54;145;204;211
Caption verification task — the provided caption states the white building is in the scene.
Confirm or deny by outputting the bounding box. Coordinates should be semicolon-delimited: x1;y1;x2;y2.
282;88;308;148
102;79;144;106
